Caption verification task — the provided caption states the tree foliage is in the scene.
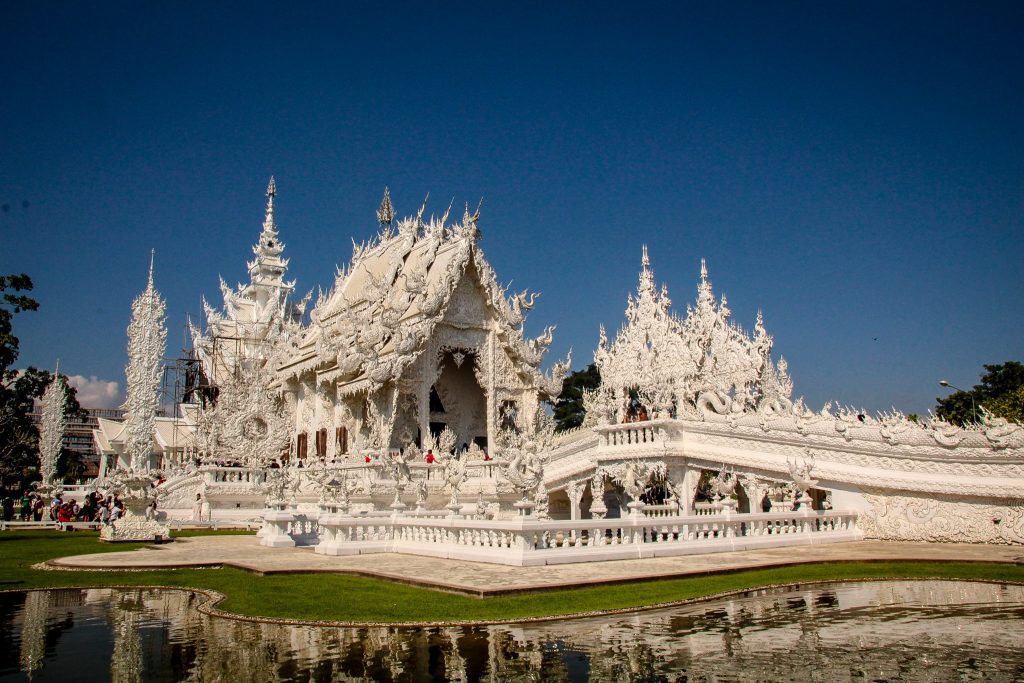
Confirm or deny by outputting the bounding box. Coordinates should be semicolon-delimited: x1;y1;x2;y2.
936;361;1024;426
0;274;84;491
550;363;602;432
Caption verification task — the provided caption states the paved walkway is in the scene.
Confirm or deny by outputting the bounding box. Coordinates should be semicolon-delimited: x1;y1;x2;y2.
47;537;1024;596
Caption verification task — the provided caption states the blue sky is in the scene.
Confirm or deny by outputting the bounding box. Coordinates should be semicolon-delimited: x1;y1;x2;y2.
1;2;1021;413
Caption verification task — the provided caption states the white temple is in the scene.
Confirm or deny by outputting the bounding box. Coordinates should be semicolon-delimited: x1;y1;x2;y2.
93;179;1024;558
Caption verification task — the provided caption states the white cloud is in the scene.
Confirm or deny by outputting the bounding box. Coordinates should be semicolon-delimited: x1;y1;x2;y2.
67;375;122;408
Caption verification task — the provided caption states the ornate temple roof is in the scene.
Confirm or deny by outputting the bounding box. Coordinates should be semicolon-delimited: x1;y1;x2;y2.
276;193;569;397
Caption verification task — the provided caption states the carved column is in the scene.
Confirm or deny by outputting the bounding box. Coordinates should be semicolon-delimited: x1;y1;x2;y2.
565;480;584;521
682;467;701;515
486;329;496;451
666;462;687;513
589;472;607;519
739;475;769;514
417;353;431;448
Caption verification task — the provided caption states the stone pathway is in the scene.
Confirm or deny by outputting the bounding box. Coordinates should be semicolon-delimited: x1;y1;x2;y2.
47;537;1024;596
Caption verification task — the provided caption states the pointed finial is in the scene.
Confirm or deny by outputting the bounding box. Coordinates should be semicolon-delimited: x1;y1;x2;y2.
700;258;708;281
54;358;60;376
416;192;430;225
377;186;394;227
261;177;278;238
641;245;650;268
148;248;156;288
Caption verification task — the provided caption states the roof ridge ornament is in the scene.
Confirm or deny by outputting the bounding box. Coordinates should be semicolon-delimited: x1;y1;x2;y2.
637;246;655;295
376;186;395;228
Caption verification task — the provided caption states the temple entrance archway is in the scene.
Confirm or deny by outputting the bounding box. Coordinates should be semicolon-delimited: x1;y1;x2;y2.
429;350;487;451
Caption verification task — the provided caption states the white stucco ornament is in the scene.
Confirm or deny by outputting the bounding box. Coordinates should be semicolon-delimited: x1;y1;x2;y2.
123;251;167;474
35;370;67;496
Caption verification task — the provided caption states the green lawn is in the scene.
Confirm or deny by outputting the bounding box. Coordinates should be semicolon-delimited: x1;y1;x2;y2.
2;529;1022;624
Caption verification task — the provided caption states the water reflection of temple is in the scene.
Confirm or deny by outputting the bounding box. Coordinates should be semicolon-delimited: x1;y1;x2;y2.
4;582;1024;681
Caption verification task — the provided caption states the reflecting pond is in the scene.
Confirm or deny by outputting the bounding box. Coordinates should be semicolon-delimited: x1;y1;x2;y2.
2;580;1023;682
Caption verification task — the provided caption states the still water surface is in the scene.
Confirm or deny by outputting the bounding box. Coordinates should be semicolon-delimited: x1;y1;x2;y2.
1;580;1023;682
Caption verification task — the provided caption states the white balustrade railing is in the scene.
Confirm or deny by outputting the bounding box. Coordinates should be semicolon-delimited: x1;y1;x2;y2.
596;419;674;449
307;508;860;565
641;503;680;518
693;502;724;516
287;513;320;544
201;466;268;485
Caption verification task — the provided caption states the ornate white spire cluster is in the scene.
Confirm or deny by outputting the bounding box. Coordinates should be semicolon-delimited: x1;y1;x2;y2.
123;251;167;472
192;177;310;380
37;369;68;488
595;249;790;419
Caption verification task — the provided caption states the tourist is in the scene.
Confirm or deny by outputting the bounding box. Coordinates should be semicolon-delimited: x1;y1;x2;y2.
32;496;45;521
425;450;435;464
97;504;110;525
201;495;211;522
145;500;158;521
192;493;203;522
20;492;31;521
1;494;13;521
109;503;121;523
79;497;94;522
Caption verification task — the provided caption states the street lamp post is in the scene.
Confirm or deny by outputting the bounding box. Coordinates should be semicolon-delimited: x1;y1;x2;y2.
939;380;978;424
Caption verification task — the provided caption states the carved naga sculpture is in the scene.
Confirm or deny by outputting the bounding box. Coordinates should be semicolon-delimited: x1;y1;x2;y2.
499;442;545;503
711;467;737;501
441;456;468;505
508;290;539;327
787;455;818;508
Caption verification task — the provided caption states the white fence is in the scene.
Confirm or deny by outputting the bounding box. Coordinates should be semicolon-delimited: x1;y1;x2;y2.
262;507;861;566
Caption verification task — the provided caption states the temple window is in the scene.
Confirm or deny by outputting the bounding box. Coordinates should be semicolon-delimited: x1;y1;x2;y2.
315;428;327;458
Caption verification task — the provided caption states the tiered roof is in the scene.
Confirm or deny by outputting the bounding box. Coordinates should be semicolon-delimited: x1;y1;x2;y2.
278;194;569;397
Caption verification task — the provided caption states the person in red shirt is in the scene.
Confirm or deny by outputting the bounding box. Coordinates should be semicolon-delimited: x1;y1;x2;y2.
425;450;435;464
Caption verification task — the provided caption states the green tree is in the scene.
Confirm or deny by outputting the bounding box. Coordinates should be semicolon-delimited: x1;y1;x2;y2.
936;361;1024;426
549;363;602;432
0;274;84;491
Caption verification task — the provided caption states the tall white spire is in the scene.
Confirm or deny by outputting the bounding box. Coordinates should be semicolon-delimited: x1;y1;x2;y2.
123;252;167;473
249;176;288;280
37;369;68;488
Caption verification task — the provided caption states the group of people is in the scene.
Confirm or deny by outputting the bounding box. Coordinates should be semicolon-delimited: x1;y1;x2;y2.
1;490;129;526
